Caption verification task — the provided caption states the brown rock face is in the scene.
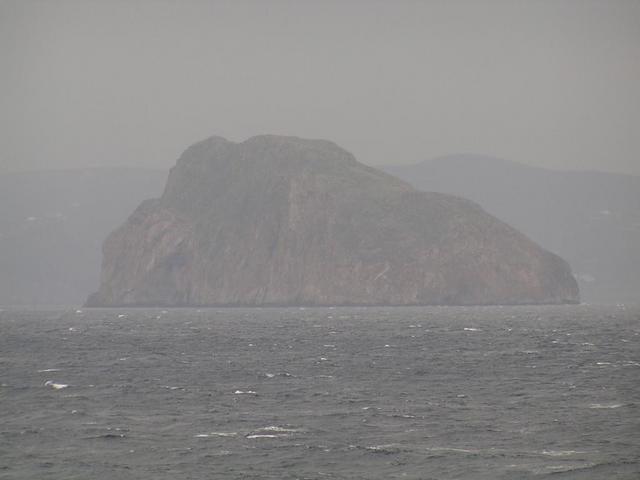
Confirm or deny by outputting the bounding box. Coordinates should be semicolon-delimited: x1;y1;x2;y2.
86;135;579;306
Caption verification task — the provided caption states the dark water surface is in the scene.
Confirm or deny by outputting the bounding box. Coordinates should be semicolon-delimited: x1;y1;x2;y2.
1;305;639;479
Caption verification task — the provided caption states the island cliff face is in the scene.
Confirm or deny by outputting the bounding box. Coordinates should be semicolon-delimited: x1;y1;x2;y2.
86;135;579;306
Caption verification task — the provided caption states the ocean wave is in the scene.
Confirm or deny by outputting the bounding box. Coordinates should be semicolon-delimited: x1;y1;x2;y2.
44;380;68;390
540;449;586;456
244;425;303;439
589;403;623;409
365;444;405;454
195;432;238;438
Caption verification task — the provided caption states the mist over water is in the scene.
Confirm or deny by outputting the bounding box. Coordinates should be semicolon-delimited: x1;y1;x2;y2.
2;305;639;479
2;2;640;479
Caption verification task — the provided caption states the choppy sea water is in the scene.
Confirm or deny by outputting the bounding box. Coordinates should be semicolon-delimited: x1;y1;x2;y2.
1;305;639;479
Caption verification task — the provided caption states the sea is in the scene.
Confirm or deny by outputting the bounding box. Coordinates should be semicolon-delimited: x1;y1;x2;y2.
1;304;639;479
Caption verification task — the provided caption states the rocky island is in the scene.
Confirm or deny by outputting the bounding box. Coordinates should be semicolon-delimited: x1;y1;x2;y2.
86;135;579;306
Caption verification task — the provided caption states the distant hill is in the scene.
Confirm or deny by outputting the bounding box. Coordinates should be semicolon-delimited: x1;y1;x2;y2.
0;168;167;305
383;155;640;304
87;135;577;307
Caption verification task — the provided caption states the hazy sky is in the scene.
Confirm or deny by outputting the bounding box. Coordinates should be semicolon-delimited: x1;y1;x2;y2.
1;0;639;174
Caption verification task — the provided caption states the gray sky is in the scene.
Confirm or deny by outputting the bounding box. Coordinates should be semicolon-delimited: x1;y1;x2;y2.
1;0;639;174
